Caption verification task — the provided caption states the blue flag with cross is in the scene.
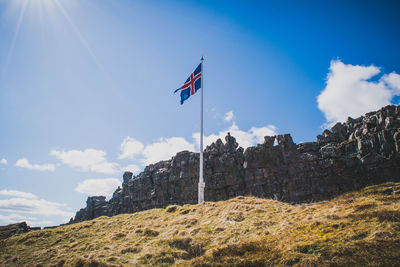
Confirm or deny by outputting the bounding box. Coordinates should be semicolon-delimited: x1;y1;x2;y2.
174;63;202;104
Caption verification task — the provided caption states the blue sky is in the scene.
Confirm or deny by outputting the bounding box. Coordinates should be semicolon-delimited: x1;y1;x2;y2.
1;0;400;226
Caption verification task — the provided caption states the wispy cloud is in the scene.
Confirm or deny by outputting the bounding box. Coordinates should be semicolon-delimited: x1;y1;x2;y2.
0;190;37;199
0;189;74;227
0;198;72;217
15;111;276;177
15;158;56;171
224;111;234;122
317;60;400;127
0;213;25;224
74;178;121;197
50;149;119;174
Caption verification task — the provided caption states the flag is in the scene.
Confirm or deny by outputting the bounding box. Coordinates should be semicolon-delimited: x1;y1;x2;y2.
174;63;202;104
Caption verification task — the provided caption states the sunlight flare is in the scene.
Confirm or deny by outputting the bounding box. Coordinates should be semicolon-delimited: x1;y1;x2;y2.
53;0;102;69
2;0;103;80
2;0;27;80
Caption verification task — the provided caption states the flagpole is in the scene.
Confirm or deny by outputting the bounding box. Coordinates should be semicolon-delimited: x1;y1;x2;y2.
198;56;205;203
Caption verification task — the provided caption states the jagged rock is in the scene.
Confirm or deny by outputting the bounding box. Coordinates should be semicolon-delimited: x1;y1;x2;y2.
123;172;133;185
0;222;38;240
73;196;109;222
70;105;400;223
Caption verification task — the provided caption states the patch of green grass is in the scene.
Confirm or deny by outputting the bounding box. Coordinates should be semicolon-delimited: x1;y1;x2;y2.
297;243;321;255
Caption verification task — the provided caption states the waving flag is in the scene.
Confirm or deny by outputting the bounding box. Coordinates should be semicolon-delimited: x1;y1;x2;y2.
174;63;202;104
173;57;205;204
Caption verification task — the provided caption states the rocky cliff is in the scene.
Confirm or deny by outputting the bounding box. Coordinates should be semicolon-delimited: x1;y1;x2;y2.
71;105;400;223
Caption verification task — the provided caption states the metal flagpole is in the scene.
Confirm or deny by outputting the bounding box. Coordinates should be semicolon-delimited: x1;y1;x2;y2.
198;56;205;203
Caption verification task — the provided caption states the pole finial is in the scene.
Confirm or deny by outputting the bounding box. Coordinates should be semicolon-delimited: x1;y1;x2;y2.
201;56;204;61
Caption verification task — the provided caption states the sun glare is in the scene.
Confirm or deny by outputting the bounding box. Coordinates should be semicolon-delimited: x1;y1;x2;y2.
2;0;102;80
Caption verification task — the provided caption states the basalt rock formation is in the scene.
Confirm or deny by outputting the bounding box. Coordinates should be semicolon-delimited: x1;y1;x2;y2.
0;222;40;240
71;105;400;223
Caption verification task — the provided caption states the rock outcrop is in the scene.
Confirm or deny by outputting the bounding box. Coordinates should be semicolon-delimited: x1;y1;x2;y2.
71;105;400;223
0;222;40;240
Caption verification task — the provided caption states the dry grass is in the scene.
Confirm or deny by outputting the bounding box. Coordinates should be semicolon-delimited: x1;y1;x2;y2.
1;182;400;266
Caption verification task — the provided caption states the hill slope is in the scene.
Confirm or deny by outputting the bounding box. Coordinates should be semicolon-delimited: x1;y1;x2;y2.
1;183;400;266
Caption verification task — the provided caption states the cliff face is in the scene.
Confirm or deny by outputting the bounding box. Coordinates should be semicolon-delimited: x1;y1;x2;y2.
71;105;400;223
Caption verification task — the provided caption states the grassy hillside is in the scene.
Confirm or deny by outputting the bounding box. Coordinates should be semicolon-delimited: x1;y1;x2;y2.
1;183;400;266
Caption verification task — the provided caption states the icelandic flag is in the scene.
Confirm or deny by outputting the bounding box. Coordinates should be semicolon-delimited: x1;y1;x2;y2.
174;63;202;104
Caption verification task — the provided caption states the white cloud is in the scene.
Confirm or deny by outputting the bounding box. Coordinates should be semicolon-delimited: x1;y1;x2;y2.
50;149;119;174
118;136;144;160
317;60;400;126
118;136;195;166
0;197;73;217
0;214;53;227
0;189;72;227
0;190;37;199
118;113;277;166
193;122;277;149
0;214;25;224
383;72;400;94
0;158;7;165
74;178;121;197
122;164;141;174
15;158;56;171
142;137;195;165
224;111;234;122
